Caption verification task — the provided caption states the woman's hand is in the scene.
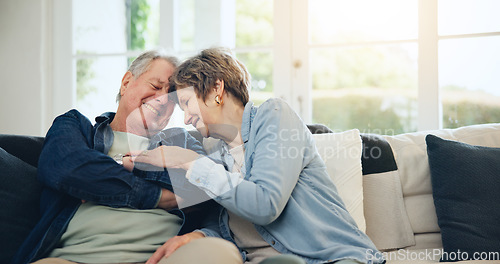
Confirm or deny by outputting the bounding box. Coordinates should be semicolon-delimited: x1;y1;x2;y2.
146;231;205;264
122;156;134;172
132;146;199;171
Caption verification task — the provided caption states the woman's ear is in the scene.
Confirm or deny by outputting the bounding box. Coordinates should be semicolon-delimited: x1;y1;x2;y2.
214;79;225;95
120;71;133;97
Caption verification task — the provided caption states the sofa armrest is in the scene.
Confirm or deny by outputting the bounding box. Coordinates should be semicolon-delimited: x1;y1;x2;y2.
0;134;44;168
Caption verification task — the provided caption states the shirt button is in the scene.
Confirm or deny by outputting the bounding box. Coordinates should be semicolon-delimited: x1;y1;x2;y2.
271;240;276;245
195;179;201;183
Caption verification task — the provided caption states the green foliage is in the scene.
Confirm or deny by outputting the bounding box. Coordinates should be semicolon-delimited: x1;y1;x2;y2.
312;46;417;91
310;44;419;134
76;58;96;101
312;96;414;135
130;0;150;50
441;84;468;91
443;101;500;129
236;52;273;92
235;0;274;93
235;0;273;47
312;95;500;134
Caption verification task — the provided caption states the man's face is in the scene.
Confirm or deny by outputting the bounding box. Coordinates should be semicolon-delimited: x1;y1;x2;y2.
120;59;176;137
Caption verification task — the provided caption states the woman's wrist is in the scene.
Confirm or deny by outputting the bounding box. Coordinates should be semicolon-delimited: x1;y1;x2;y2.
122;156;134;172
179;149;199;171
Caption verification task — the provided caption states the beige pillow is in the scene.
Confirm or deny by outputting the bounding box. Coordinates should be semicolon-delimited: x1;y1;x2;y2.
382;122;500;250
363;170;415;250
313;129;366;232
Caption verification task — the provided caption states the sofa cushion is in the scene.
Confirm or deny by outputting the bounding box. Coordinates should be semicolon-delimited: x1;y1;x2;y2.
363;170;415;250
360;134;398;175
0;134;44;168
313;129;366;232
426;135;500;261
382;123;500;250
0;147;43;262
360;133;415;250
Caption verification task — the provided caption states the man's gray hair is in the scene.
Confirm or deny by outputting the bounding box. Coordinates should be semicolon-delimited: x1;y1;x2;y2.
116;50;180;102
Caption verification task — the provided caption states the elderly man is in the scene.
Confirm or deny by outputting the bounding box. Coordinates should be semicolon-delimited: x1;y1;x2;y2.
11;50;241;264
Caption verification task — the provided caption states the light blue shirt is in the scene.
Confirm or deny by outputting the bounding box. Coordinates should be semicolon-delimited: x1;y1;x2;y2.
188;98;383;264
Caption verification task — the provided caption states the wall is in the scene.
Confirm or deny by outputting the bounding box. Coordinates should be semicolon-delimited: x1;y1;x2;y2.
0;0;46;136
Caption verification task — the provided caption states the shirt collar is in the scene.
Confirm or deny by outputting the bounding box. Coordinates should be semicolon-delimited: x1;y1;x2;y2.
93;112;116;154
241;101;256;144
95;112;115;125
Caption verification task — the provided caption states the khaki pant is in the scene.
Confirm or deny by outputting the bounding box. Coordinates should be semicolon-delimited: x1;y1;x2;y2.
32;237;242;264
31;238;362;264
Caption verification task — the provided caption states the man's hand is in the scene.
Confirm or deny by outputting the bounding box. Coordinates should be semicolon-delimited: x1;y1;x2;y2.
157;188;178;210
132;146;199;171
146;231;205;264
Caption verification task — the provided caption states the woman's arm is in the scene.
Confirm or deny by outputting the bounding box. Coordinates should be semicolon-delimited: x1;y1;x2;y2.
131;128;209;201
136;100;315;225
38;110;162;209
193;100;313;225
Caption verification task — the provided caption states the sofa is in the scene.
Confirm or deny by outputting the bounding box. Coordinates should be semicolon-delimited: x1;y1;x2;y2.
1;123;499;263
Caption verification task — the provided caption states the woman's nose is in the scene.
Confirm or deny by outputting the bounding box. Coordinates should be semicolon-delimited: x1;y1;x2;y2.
154;91;169;105
184;112;193;126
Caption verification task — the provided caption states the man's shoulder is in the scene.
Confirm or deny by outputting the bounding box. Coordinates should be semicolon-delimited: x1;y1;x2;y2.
152;127;195;145
52;109;92;125
47;109;100;138
60;108;85;118
55;109;115;127
159;127;190;137
152;127;204;153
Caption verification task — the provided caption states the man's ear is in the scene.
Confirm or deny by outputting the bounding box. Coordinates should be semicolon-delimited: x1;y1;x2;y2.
120;71;133;97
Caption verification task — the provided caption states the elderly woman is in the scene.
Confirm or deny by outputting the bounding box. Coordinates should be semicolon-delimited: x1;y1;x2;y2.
138;48;384;264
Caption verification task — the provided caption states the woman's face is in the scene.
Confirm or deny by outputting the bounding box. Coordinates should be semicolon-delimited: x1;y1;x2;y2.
176;86;220;138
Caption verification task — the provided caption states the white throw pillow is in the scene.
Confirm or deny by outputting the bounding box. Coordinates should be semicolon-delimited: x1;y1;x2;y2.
313;129;366;232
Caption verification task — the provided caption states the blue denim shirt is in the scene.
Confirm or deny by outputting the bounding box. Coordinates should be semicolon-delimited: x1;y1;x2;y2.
191;99;384;264
11;109;208;264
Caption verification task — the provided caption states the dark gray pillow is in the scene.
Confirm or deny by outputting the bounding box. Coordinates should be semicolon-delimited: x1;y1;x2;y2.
426;134;500;261
0;147;42;262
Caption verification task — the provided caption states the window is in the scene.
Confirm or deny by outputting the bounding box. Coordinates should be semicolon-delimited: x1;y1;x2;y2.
234;0;274;106
309;0;418;134
55;0;500;134
438;0;500;128
73;0;160;121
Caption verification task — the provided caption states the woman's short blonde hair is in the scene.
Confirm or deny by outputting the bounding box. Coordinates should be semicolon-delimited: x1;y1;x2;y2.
170;47;250;106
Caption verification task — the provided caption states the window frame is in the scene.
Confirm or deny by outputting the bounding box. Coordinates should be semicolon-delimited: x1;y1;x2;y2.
50;0;500;132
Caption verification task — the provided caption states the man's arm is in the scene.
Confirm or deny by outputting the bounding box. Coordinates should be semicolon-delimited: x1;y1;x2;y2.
38;110;162;209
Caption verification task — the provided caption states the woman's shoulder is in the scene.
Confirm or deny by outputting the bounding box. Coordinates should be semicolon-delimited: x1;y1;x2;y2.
255;98;296;118
254;98;294;117
258;97;290;110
